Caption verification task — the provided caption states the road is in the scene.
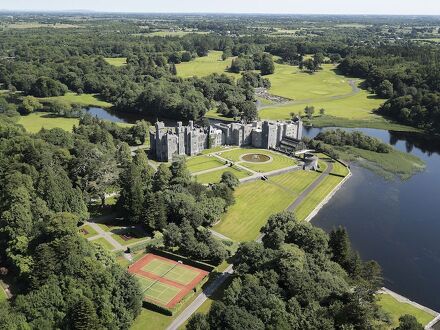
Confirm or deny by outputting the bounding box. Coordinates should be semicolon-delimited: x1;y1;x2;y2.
166;265;234;330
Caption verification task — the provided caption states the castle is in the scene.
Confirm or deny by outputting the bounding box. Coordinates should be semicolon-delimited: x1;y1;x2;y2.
150;119;303;162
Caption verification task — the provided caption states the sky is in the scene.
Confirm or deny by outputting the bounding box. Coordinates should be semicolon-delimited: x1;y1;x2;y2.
1;0;440;15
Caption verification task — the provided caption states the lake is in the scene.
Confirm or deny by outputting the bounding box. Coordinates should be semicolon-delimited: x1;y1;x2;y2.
304;127;440;311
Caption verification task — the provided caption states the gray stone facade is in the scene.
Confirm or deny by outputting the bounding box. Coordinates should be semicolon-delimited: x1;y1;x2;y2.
150;118;303;162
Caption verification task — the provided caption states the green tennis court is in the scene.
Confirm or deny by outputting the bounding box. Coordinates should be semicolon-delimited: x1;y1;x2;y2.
141;258;201;285
135;275;181;305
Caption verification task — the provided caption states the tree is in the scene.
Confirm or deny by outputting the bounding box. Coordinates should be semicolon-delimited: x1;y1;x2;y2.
304;105;315;119
153;164;172;192
240;101;258;123
69;297;99;330
319;108;325;115
377;80;394;98
220;171;239;189
260;55;275;75
394;315;423;330
170;63;177;75
21;96;43;115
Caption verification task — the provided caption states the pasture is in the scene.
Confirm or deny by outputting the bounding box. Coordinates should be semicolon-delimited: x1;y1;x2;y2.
213;170;320;241
0;286;7;302
129;254;208;308
175;51;237;78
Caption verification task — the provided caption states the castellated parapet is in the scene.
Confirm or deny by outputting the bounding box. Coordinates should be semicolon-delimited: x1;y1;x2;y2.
150;118;303;162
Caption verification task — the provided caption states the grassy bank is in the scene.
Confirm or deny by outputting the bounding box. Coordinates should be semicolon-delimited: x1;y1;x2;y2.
378;293;436;328
336;146;425;180
194;166;252;184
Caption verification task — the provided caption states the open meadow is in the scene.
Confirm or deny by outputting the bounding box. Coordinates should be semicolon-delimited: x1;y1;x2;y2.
104;57;127;67
176;51;237;78
18;112;79;133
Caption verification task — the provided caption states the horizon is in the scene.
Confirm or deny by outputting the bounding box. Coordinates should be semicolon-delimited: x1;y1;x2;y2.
2;0;440;16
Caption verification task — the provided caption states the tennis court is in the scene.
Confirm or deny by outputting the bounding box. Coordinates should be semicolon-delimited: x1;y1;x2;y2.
129;253;209;308
141;258;201;285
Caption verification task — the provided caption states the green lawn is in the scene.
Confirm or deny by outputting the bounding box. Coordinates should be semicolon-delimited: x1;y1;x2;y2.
194;166;252;184
79;224;98;239
18;112;79;133
111;231;148;246
377;293;436;328
92;237;115;251
186;155;225;173
330;161;350;177
218;148;298;173
260;89;385;122
266;63;352;100
104;57;127;67
39;92;112;108
294;175;343;221
176;51;238;78
0;286;7;302
213;170;320;241
204;109;235;122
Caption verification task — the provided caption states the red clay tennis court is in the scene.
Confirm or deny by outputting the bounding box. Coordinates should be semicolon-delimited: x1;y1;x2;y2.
128;253;209;308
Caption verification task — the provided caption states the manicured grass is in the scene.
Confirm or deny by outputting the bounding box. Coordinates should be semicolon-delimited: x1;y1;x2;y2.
377;293;436;328
266;63;353;100
213;170;320;241
111;231;148;246
176;51;238;78
337;146;425;180
260;89;385;122
331;161;350;177
194;166;252;184
79;224;98;239
186;155;225;173
18;112;79;133
294;175;343;221
39;92;112;108
218;148;297;173
104;57;127;67
92;237;115;250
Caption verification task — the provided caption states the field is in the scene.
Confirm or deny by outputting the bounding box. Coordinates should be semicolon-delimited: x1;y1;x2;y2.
18;112;79;133
194;166;252;184
129;254;208;308
104;57;127;67
294;175;344;221
377;293;436;328
217;148;298;173
213;170;320;241
148;30;209;37
175;51;238;78
39;92;112;108
186;155;225;173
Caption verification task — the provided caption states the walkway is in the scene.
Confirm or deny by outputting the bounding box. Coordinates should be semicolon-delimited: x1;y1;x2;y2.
85;221;125;251
167;265;233;330
287;162;333;212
